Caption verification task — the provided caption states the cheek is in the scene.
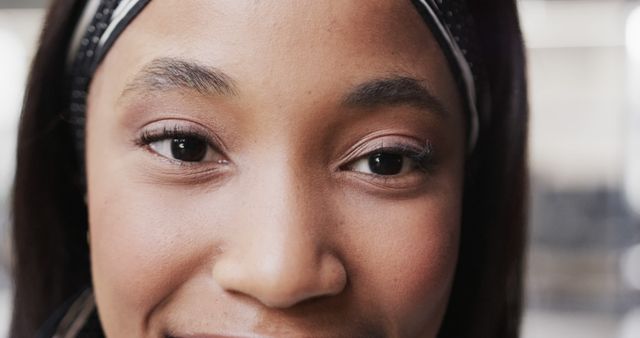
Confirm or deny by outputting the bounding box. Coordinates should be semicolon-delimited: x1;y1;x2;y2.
86;145;220;334
339;188;461;335
89;183;184;304
87;175;176;333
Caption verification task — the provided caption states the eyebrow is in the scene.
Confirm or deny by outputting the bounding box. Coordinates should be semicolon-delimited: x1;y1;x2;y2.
121;59;446;118
342;76;449;118
121;57;238;100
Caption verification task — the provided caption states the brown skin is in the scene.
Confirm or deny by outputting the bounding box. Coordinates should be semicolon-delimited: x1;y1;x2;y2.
85;0;466;337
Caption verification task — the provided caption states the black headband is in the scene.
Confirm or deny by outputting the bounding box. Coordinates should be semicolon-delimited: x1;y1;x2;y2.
66;0;151;167
411;0;483;150
67;0;483;165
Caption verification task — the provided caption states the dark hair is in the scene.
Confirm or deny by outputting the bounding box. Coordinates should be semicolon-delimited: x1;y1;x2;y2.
10;0;528;337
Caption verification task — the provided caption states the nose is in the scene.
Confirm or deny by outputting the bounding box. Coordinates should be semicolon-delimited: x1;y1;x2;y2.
211;170;347;309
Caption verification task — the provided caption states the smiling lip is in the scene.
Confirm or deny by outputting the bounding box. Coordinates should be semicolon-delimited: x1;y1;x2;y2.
169;334;265;338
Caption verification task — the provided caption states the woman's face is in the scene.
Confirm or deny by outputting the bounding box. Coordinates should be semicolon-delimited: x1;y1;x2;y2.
85;0;466;337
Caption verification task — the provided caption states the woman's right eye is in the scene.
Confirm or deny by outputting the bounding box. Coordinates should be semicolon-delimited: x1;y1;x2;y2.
149;137;215;162
138;126;229;165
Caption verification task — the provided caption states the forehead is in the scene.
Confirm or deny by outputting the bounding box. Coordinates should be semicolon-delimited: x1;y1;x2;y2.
103;0;445;73
134;0;435;51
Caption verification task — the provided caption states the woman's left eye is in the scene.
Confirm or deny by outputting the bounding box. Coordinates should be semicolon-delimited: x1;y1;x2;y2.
347;150;425;176
148;137;220;163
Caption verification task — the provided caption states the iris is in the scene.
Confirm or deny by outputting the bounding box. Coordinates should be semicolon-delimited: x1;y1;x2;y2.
170;137;207;162
368;153;404;175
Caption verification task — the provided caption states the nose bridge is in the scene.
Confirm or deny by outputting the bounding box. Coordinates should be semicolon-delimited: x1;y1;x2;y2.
212;156;346;308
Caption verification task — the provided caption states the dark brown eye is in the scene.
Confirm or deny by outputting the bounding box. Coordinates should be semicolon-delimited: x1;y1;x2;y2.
149;136;219;163
170;138;207;162
348;151;415;176
368;152;404;175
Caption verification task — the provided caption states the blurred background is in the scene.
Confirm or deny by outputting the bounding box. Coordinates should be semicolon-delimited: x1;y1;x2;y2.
0;0;639;337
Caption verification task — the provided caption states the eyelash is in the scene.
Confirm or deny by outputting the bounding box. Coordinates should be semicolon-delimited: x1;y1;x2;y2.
376;143;434;172
342;141;435;171
137;126;210;147
135;125;435;189
135;125;227;168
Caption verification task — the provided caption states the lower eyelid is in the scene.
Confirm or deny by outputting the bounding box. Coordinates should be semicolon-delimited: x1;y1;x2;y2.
138;145;233;180
139;166;233;187
344;172;430;194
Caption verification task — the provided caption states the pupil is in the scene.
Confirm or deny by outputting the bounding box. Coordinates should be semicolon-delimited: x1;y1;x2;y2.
368;153;403;175
171;138;207;162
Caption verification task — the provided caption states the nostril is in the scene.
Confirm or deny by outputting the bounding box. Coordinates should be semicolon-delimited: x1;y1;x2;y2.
317;255;348;296
212;252;348;309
